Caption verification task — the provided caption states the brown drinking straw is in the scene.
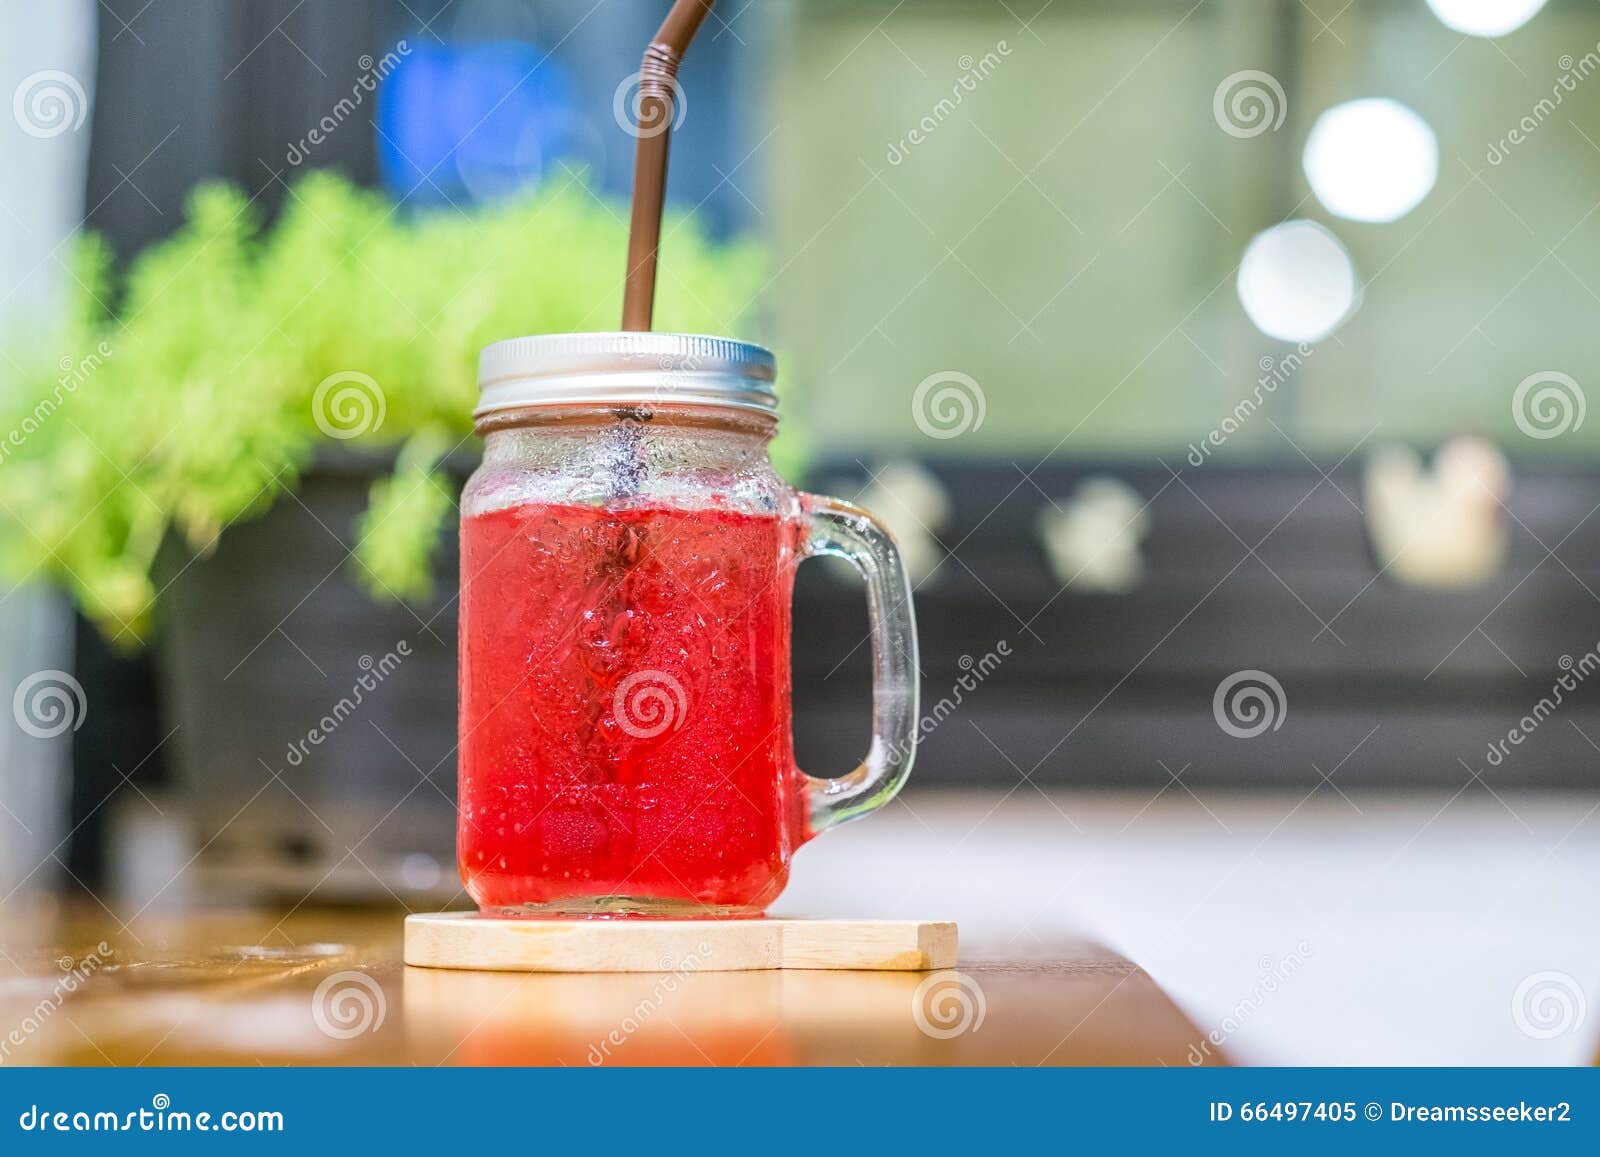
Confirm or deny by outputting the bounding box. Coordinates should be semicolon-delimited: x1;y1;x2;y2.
621;0;715;332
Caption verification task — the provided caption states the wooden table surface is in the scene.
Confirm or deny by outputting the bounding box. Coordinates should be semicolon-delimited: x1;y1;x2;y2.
0;903;1218;1066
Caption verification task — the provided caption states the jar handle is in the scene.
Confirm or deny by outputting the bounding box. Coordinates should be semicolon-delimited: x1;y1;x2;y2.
797;493;920;833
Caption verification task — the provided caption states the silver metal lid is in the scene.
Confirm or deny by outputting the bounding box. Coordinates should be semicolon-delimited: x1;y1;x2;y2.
475;332;777;420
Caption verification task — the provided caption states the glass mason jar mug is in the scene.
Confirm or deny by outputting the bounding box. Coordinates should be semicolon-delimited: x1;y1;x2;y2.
458;333;919;917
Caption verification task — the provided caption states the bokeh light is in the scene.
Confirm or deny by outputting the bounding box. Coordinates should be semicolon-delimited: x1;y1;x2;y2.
1237;220;1359;342
1424;0;1548;38
1303;98;1439;223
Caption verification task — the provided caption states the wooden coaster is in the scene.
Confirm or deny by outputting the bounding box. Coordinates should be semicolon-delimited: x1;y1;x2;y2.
404;913;957;973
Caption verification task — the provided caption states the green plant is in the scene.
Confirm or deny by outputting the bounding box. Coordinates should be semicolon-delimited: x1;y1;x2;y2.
0;172;785;643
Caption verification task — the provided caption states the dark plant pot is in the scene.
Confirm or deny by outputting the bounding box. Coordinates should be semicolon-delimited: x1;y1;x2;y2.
155;451;464;903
